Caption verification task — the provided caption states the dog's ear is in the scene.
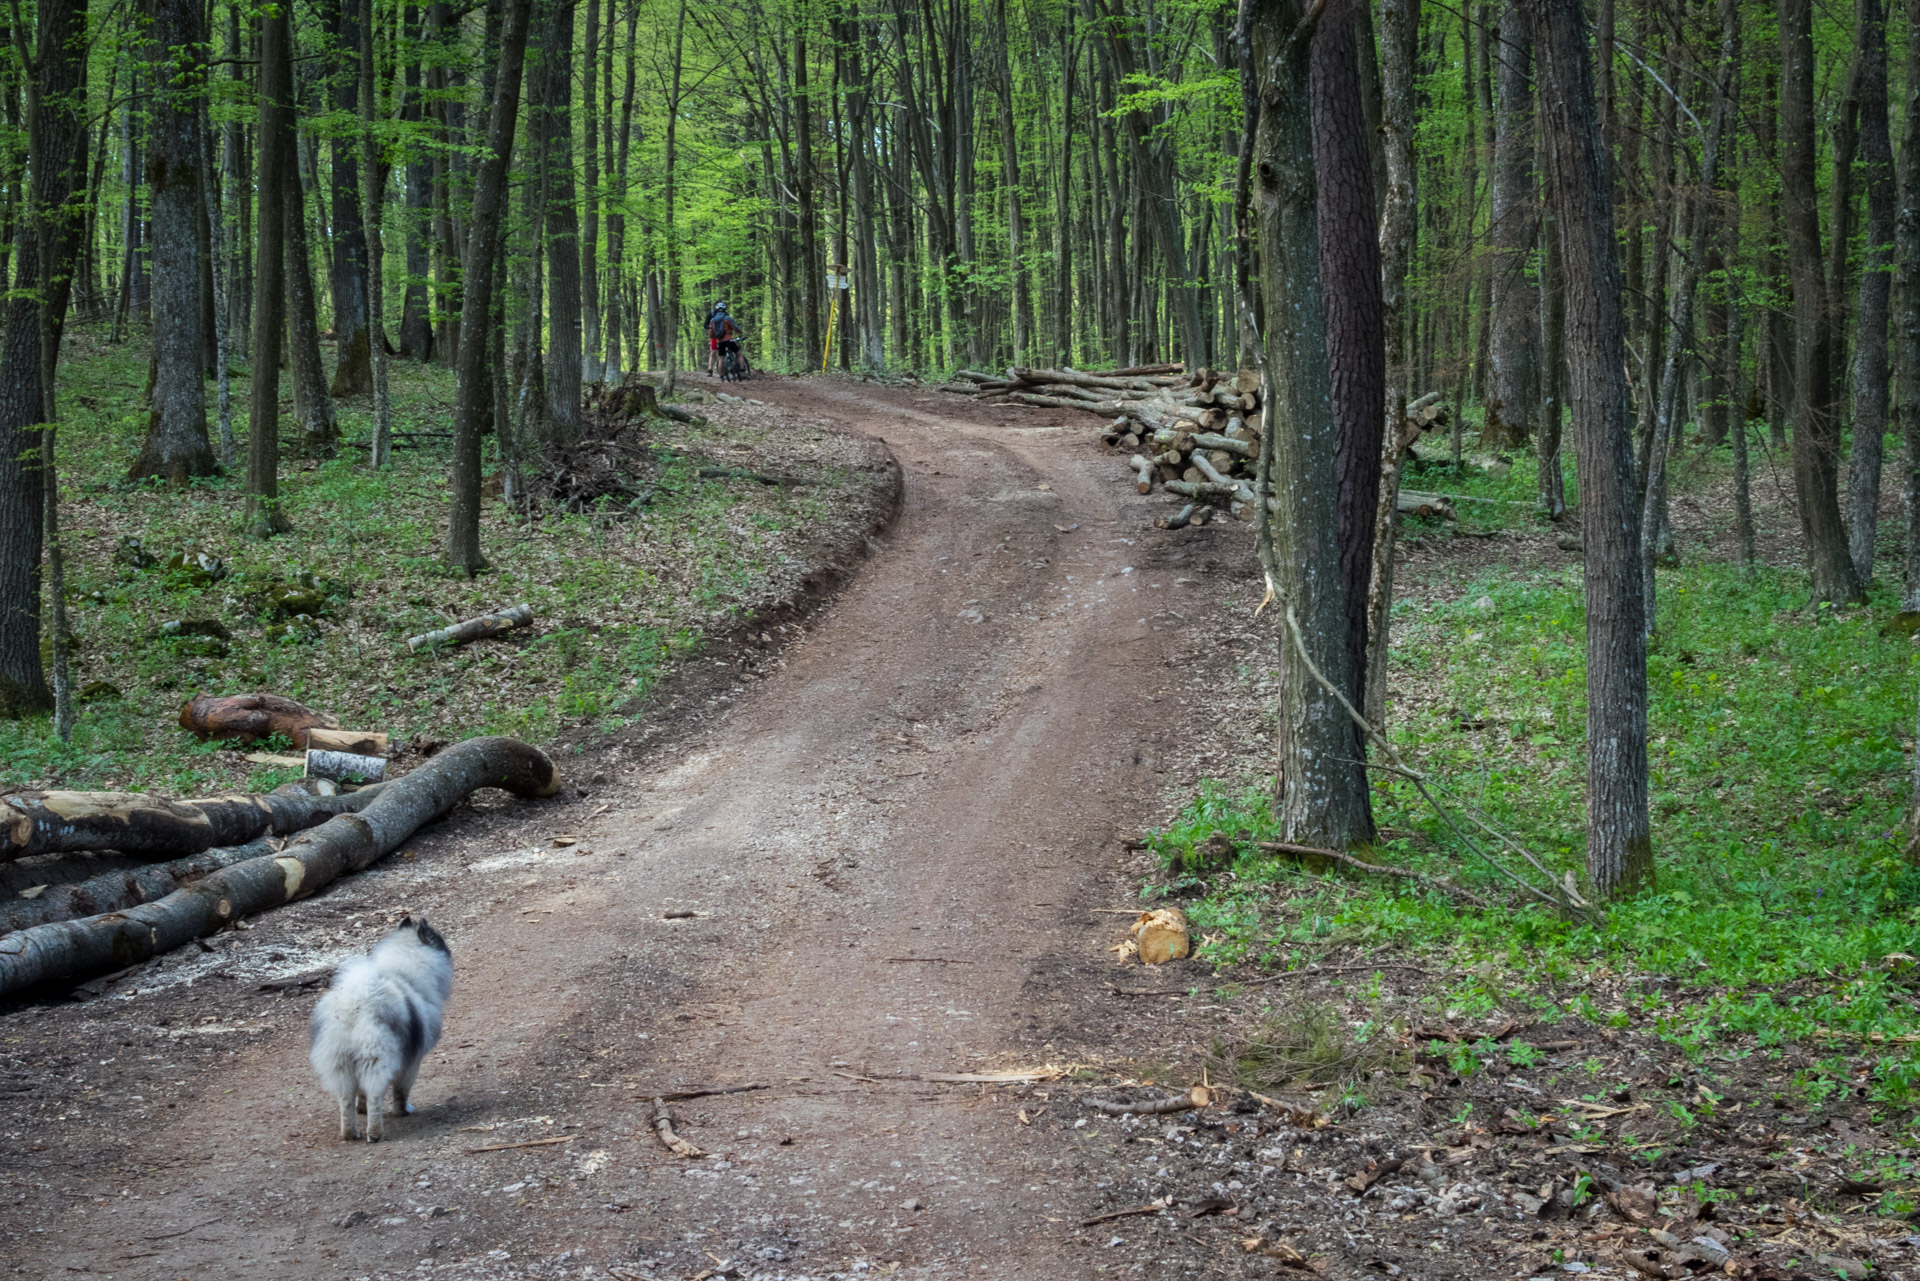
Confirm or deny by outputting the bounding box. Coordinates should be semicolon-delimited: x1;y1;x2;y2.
399;914;413;928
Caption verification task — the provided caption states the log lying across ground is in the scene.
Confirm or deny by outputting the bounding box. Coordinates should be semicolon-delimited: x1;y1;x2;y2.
2;780;393;863
0;838;276;934
0;737;560;997
406;603;535;652
179;692;339;747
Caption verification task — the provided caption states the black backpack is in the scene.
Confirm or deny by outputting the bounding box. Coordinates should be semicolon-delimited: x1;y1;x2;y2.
709;312;731;341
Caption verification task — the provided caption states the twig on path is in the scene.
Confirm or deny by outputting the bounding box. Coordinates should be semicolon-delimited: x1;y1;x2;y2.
651;1099;705;1158
1082;1093;1198;1117
880;956;976;964
464;1134;579;1153
1078;1202;1172;1227
142;1217;222;1241
830;1070;881;1084
629;1082;767;1103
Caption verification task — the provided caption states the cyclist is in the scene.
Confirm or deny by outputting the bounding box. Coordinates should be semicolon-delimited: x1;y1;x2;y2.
708;304;747;382
706;302;740;378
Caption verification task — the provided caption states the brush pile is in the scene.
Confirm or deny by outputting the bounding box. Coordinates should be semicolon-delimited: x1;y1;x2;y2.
948;365;1453;528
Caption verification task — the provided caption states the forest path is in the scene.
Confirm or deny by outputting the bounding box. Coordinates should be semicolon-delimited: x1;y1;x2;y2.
4;376;1228;1281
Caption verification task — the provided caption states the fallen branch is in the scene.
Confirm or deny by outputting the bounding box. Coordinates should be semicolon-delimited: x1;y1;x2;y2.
630;1083;768;1103
652;1099;705;1157
1078;1202;1171;1228
1257;841;1489;907
0;737;560;997
406;603;535;652
465;1134;578;1153
1081;1092;1198;1116
2;779;391;862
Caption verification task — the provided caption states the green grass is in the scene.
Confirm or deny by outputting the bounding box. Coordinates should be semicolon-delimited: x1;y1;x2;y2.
1147;520;1920;1110
4;326;879;794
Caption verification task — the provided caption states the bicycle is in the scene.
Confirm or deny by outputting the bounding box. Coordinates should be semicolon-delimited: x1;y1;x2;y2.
719;338;747;382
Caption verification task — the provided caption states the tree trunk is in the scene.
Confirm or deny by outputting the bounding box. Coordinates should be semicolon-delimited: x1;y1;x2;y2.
1524;0;1652;898
606;0;637;380
244;1;294;539
1898;0;1920;608
447;0;533;577
1309;0;1384;774
1847;0;1893;584
1;781;400;863
398;5;435;361
328;0;373;399
581;0;602;384
1779;0;1866;602
1485;2;1540;452
796;23;821;370
129;0;216;485
1640;0;1733;637
361;0;392;467
539;0;584;440
0;738;560;997
1364;0;1418;732
283;141;338;457
1537;166;1568;520
0;0;87;718
1248;0;1371;850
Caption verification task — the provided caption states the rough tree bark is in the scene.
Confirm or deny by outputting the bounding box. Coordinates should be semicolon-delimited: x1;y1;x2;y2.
1364;0;1418;732
398;4;435;361
1847;0;1893;584
283;146;338;457
1898;0;1920;609
1779;0;1866;603
1485;1;1540;451
244;2;293;538
447;0;533;576
129;0;216;485
1524;0;1653;898
1;781;394;862
1309;0;1383;807
360;0;393;467
1249;0;1372;849
0;0;88;717
327;0;373;399
538;0;583;441
0;738;560;997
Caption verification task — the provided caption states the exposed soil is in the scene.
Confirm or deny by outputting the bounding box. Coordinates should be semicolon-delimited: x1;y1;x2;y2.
3;378;1914;1281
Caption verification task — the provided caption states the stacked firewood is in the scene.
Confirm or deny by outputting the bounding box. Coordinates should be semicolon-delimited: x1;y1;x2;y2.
948;364;1455;528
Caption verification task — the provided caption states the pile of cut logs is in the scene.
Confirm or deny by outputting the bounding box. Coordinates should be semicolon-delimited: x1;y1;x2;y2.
947;365;1454;529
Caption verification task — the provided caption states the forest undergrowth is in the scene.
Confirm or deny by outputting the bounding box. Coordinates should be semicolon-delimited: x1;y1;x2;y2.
0;325;888;796
1144;430;1920;1123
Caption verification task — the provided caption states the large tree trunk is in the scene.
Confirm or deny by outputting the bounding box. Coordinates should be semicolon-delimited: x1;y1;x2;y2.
539;0;584;441
1898;0;1920;609
0;739;560;997
1779;0;1866;602
244;3;293;539
129;0;215;485
1525;0;1652;899
1248;0;1371;850
1309;0;1383;789
1485;1;1541;451
448;0;534;577
327;0;373;399
0;0;87;718
1847;0;1894;585
360;0;393;467
1;782;398;863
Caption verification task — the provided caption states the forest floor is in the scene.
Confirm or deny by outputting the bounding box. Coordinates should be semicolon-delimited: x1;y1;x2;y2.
2;371;1918;1281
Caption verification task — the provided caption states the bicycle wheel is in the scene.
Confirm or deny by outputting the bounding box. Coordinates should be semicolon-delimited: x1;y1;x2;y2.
722;347;741;382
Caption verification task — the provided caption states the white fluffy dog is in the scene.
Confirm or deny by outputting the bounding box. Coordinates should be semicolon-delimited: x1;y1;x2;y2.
308;916;453;1141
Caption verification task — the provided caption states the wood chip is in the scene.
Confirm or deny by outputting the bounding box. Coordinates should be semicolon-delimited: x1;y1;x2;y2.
651;1099;705;1158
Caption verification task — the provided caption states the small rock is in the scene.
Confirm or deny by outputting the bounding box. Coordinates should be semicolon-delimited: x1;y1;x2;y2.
112;536;156;570
332;1210;369;1229
956;608;985;625
900;1197;923;1211
76;680;121;703
162;549;227;586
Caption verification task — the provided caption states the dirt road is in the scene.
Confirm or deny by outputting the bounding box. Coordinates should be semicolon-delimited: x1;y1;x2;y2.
1;378;1253;1280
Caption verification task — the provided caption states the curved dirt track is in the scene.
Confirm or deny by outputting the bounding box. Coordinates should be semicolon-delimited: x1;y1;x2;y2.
1;377;1248;1281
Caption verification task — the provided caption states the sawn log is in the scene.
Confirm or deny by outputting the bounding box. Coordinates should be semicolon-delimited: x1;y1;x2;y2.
0;838;275;934
1;781;393;863
178;692;339;747
405;603;535;652
0;737;561;996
